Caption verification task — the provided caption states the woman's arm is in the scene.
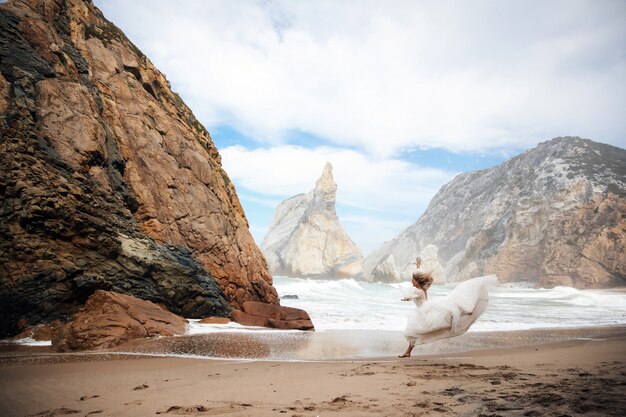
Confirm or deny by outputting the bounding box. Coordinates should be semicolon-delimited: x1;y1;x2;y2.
401;287;425;302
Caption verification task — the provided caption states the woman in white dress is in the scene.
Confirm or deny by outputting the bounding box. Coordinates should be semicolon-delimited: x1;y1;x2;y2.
399;257;498;358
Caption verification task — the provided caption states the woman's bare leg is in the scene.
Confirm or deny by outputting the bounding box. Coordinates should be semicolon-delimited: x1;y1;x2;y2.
398;341;415;358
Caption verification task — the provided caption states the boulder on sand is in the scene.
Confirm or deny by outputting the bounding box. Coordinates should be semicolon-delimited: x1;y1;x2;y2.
53;290;187;351
231;301;314;331
199;317;231;324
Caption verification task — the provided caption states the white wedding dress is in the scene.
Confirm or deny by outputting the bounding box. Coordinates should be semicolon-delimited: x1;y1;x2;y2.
404;275;498;345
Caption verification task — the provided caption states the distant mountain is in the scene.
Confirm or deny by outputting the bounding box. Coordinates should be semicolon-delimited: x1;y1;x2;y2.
261;163;364;278
364;137;625;288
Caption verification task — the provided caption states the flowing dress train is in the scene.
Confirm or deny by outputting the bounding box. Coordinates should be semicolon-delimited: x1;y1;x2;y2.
404;275;498;345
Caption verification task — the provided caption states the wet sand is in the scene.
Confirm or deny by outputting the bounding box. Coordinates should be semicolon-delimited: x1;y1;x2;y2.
0;327;625;416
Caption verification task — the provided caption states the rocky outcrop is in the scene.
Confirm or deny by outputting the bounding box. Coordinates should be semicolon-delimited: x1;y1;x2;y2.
261;163;363;278
368;244;445;283
364;137;625;288
14;320;64;341
0;0;277;337
370;254;401;282
231;301;314;331
53;290;187;351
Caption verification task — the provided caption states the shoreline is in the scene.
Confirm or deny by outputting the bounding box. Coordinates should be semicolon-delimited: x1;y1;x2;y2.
1;325;625;364
0;328;624;417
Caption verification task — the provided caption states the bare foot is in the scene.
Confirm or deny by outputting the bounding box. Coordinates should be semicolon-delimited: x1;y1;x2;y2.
398;353;411;358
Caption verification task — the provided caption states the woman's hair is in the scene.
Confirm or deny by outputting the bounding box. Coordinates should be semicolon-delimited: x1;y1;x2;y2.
412;271;433;290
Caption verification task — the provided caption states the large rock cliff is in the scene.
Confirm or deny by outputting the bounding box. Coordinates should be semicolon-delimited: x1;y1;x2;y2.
364;137;625;288
0;0;277;337
261;163;364;278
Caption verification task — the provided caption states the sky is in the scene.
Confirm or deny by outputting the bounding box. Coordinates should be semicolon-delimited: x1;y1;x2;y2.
95;0;626;254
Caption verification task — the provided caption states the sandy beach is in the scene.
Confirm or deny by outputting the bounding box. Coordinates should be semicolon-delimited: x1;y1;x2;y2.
0;2;624;417
1;327;625;417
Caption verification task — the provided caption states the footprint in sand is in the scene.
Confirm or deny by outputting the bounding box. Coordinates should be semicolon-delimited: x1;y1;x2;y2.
27;407;81;417
157;405;210;414
133;383;149;390
79;395;100;401
157;403;253;415
326;395;356;411
413;401;430;408
440;387;464;396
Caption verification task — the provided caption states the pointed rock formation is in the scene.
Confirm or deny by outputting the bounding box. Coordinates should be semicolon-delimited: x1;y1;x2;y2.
261;163;364;278
0;0;277;336
364;137;625;288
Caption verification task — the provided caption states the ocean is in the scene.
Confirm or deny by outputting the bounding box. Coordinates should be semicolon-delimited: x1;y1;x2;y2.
272;276;626;332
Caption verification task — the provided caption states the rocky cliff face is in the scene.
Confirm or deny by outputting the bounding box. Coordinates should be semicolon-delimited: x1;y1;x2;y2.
0;0;277;336
261;163;364;278
364;137;625;288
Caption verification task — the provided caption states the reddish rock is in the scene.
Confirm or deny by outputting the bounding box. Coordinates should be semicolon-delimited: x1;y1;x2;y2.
230;310;269;327
53;290;187;351
199;317;231;324
242;301;311;321
14;320;64;341
267;319;315;331
231;301;314;331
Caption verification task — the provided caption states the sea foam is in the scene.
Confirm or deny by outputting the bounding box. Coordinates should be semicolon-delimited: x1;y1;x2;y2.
274;276;626;332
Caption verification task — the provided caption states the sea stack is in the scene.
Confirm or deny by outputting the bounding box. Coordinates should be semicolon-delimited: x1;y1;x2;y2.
261;163;364;278
364;137;626;288
0;0;278;337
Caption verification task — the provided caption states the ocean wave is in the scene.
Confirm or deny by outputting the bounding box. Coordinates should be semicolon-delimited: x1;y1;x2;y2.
274;276;626;332
186;319;301;335
0;338;52;346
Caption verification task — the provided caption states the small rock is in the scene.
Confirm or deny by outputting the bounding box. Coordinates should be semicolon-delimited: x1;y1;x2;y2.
198;317;230;324
281;294;299;300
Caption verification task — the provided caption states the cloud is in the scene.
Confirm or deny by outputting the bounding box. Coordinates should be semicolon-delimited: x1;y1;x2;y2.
220;145;456;217
97;0;626;156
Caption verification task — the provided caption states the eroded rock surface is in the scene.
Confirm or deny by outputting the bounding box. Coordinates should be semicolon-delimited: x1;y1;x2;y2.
13;320;64;341
365;137;626;288
53;290;187;351
231;301;314;331
0;0;277;336
261;163;363;278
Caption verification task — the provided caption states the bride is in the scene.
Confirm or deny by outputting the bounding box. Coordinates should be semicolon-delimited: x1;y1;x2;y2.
399;257;498;358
